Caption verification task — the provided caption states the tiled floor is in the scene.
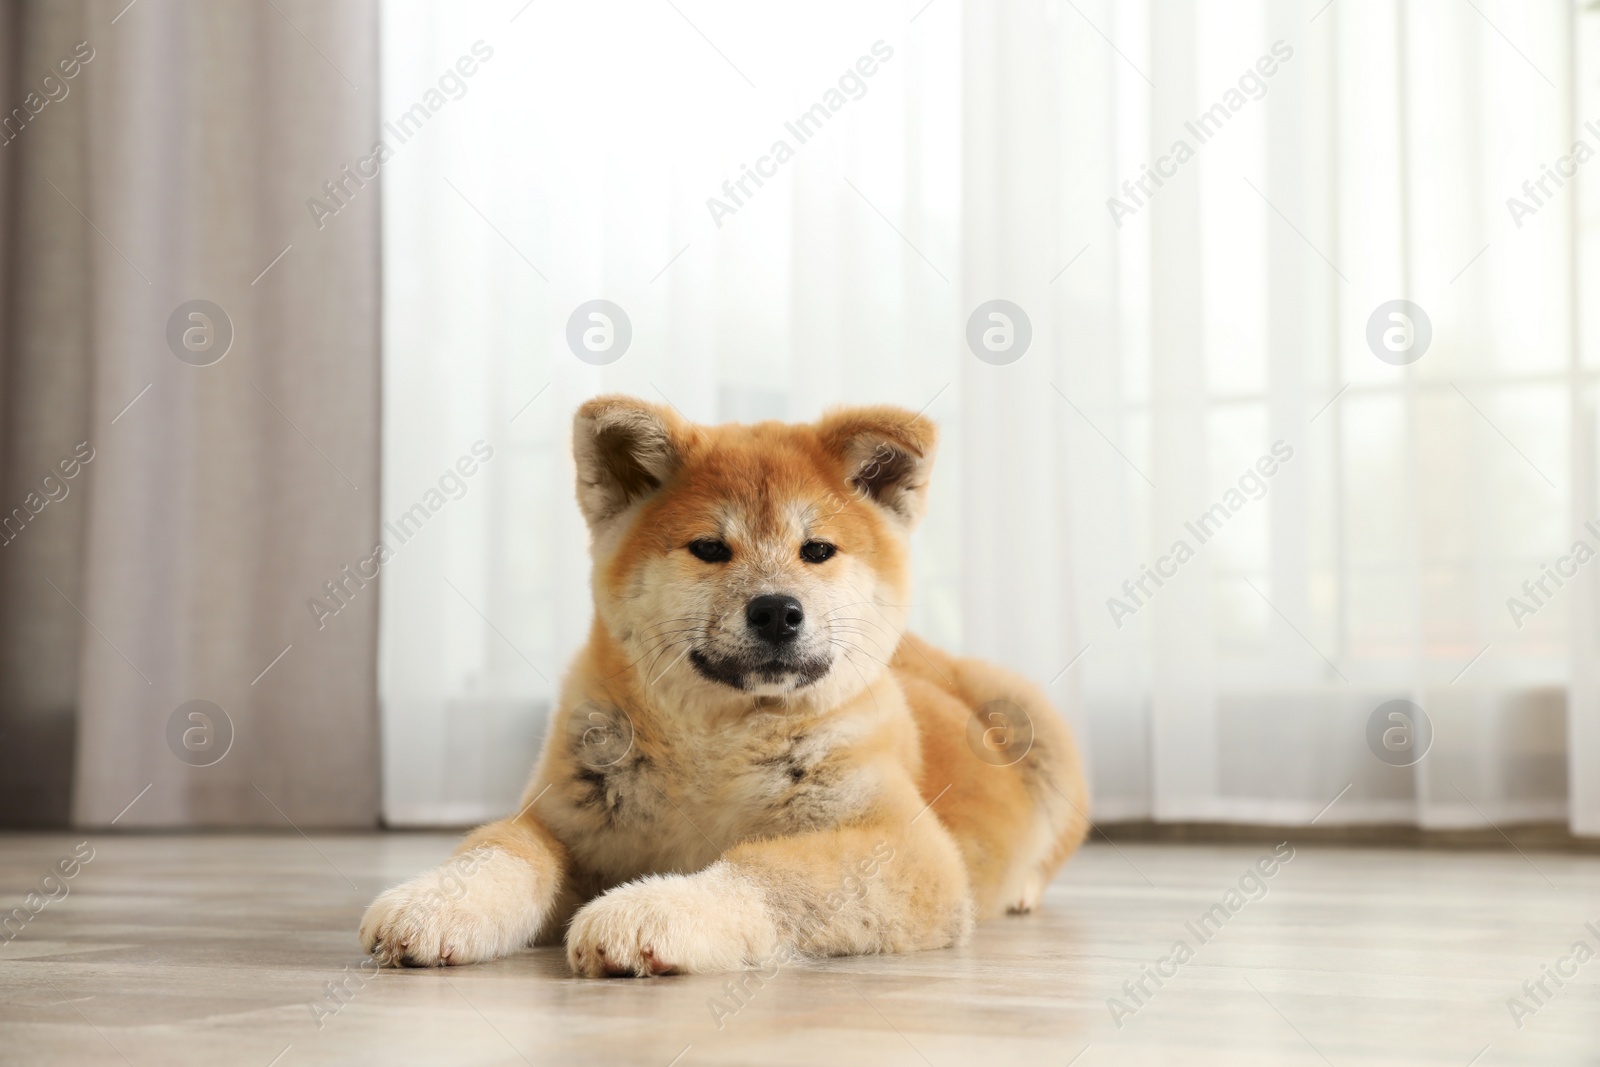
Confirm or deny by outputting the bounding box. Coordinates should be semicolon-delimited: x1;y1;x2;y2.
1;832;1597;1065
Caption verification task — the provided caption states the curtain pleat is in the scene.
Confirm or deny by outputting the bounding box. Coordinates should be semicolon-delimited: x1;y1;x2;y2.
0;1;93;826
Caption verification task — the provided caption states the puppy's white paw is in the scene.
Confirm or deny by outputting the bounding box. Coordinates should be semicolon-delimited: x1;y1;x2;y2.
566;862;778;978
359;847;547;967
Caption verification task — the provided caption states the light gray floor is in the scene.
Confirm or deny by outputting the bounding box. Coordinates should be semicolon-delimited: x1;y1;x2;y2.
1;832;1597;1065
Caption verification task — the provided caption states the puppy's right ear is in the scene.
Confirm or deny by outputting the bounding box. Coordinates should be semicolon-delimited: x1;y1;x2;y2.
572;396;686;527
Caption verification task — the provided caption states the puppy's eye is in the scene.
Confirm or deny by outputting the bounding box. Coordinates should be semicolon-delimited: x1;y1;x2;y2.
687;539;732;563
800;540;836;564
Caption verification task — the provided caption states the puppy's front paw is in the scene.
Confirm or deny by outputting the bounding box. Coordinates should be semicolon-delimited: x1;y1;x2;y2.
566;862;778;978
359;847;547;968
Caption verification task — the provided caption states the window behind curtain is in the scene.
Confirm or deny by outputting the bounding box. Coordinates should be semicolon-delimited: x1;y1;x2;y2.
379;0;1600;833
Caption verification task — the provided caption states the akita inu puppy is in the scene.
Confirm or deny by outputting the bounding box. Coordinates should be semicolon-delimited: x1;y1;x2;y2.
360;396;1088;976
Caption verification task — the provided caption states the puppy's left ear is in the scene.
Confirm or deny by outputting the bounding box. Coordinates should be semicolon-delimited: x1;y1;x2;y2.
815;405;938;526
572;395;688;527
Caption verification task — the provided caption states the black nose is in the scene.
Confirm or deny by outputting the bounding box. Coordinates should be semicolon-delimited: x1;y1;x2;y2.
746;594;804;644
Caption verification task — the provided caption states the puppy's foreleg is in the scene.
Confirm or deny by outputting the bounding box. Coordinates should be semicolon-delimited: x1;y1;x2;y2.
565;819;971;977
360;807;566;967
727;819;974;959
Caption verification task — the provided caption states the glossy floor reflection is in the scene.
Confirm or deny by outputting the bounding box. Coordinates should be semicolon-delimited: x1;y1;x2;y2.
1;832;1596;1065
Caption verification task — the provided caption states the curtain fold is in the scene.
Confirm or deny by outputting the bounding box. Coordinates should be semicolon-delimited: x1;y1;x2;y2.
1569;6;1600;837
0;0;92;826
0;0;382;828
958;0;1082;760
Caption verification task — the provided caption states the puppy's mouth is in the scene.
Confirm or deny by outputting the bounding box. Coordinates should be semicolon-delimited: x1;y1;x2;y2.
688;649;831;692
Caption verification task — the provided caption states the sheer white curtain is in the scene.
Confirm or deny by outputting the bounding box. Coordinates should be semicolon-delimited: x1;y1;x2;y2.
378;0;1599;836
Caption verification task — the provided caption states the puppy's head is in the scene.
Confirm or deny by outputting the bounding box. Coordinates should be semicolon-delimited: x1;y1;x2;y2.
573;396;936;707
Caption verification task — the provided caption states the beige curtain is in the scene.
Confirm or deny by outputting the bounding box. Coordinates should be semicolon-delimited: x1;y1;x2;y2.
0;0;381;828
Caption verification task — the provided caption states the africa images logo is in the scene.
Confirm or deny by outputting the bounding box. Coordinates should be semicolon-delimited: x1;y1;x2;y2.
306;41;495;230
704;41;894;228
1106;41;1293;227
